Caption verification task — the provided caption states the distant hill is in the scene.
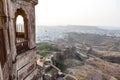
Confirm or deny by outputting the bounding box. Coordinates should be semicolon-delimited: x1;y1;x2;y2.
36;25;120;42
66;25;102;30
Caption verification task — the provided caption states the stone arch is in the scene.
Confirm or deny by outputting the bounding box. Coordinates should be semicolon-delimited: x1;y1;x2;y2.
14;8;29;54
14;8;28;40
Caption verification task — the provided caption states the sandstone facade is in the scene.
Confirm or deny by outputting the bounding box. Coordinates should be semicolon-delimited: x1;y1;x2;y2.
0;0;38;80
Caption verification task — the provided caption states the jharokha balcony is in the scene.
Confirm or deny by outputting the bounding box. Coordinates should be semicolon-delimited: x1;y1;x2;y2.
16;37;29;54
15;24;29;54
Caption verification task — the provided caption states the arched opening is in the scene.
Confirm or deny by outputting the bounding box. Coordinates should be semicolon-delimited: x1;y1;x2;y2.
14;8;29;54
16;15;24;33
16;15;25;43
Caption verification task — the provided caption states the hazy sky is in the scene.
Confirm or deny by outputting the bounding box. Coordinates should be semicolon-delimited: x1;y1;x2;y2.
35;0;120;29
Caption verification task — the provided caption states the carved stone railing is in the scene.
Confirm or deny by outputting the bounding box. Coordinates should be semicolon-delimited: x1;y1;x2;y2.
16;40;29;54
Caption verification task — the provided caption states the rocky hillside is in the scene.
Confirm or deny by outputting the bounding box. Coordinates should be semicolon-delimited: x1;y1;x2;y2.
63;32;120;51
37;34;120;80
62;49;120;80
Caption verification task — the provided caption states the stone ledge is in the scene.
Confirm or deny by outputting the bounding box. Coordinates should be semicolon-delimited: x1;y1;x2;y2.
17;60;36;80
16;48;37;70
12;0;38;5
24;68;38;80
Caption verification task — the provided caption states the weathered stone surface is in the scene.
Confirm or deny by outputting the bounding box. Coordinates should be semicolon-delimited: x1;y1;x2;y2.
24;69;38;80
0;0;38;80
0;63;3;80
18;60;36;80
16;48;37;70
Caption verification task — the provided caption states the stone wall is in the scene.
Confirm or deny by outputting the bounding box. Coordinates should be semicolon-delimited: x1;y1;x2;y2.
16;48;37;80
8;0;37;61
0;0;38;80
0;63;3;80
